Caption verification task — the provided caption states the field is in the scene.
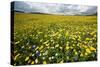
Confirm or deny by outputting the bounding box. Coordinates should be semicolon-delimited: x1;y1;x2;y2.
12;12;97;65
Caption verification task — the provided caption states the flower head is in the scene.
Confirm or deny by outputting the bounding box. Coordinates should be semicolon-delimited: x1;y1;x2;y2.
43;61;47;64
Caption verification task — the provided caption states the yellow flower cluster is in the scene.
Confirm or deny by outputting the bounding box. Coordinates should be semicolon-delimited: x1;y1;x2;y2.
13;13;97;65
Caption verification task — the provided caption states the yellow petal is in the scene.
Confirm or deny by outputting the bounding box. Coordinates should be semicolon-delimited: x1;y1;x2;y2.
75;51;78;55
46;44;49;46
43;41;49;44
66;46;69;50
85;52;88;56
43;61;47;64
90;47;96;51
86;38;90;41
55;44;59;47
31;61;34;64
39;45;43;50
86;48;91;53
25;57;29;61
65;32;68;37
80;53;83;57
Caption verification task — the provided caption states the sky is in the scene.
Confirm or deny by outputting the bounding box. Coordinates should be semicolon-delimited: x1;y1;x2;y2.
14;1;97;15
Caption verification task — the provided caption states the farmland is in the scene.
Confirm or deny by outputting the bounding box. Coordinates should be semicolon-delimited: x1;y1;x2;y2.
12;12;97;65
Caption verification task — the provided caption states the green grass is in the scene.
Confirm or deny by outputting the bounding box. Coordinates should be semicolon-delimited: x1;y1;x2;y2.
12;12;97;65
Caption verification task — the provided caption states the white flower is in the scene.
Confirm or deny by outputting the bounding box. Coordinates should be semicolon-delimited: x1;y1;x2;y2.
21;46;24;48
39;53;41;56
55;53;58;56
36;50;39;53
51;47;54;49
42;57;45;60
32;54;34;56
52;56;54;59
49;57;51;60
35;59;38;63
44;51;48;55
43;53;45;55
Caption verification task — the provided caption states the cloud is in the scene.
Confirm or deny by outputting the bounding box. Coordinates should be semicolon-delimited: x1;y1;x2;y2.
14;1;97;15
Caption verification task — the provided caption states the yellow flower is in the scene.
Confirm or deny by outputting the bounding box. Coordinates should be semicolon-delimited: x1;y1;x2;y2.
51;39;53;42
90;46;96;51
43;41;49;44
55;44;59;47
51;47;54;49
86;38;90;41
67;57;69;60
60;60;63;63
70;46;73;49
31;61;34;64
74;35;77;38
25;56;29;61
80;53;83;57
83;45;88;48
15;41;20;44
77;44;80;46
29;46;31;49
46;43;49;46
86;48;91;53
94;34;96;37
78;37;81;41
59;29;63;32
66;46;69;50
60;47;62;50
44;35;48;37
40;50;43;52
84;41;87;44
72;37;76;40
83;32;85;35
85;52;88;56
39;45;43;50
52;32;59;36
47;46;50;49
35;46;39;50
14;53;20;60
90;32;94;36
38;32;42;34
40;39;43;42
43;51;48;55
75;51;78;55
58;34;61;38
43;61;47;64
29;35;33;37
65;32;68;37
73;44;75;46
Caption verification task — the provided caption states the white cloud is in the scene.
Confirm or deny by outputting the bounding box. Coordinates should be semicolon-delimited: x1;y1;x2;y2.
14;1;97;15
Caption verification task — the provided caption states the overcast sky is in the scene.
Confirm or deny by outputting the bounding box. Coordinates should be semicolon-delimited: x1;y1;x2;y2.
14;1;97;15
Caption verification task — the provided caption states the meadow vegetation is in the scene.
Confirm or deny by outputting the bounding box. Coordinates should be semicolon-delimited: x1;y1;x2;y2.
13;12;97;65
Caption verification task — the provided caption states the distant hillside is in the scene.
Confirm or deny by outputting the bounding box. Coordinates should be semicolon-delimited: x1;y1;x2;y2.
13;10;97;16
13;10;52;15
92;12;97;16
30;12;48;14
14;10;25;13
